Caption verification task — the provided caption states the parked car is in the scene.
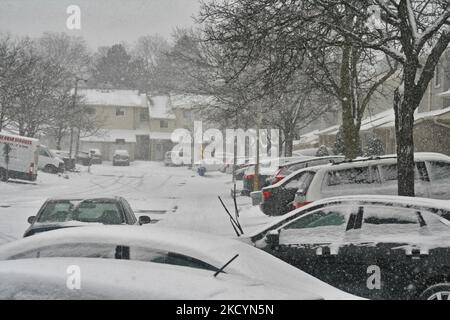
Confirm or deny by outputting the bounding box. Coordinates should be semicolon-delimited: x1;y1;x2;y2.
51;149;75;171
38;145;65;174
89;148;102;164
246;195;450;300
76;151;91;166
268;156;345;185
164;150;183;166
0;132;38;182
254;156;345;215
242;156;312;196
0;257;321;300
290;153;450;209
23;197;151;237
0;225;358;300
113;149;130;166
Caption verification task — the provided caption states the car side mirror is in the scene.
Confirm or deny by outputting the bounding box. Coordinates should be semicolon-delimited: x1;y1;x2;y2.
295;188;306;196
265;230;280;247
27;216;36;224
138;216;151;225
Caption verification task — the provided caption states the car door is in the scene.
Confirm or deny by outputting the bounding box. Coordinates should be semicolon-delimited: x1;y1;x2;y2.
263;205;355;288
338;204;430;300
426;161;450;200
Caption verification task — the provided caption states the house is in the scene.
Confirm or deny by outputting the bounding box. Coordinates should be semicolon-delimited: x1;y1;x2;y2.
78;90;207;161
302;49;450;156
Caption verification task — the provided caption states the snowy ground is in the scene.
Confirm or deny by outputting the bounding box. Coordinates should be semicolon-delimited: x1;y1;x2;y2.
0;161;274;245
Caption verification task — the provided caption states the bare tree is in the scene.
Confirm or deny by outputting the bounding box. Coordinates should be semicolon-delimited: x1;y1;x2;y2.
307;0;449;195
198;0;398;160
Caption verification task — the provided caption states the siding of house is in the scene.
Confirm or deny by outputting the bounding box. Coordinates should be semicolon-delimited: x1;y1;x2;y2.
91;105;144;130
414;121;450;156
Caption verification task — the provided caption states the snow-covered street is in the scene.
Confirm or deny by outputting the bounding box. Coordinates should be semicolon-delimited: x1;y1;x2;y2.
0;162;271;244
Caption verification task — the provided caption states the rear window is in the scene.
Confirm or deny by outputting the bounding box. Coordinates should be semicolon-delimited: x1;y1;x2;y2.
38;200;124;225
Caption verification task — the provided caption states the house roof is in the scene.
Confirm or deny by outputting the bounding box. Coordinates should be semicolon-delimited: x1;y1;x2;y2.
149;131;173;141
80;129;150;143
78;89;148;108
169;94;214;109
148;96;176;120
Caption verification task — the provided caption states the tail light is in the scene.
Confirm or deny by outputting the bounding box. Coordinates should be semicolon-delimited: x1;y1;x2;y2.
294;201;312;209
262;191;272;201
29;163;35;174
294;190;311;208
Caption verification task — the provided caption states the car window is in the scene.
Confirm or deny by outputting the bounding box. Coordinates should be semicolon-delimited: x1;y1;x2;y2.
38;200;124;225
280;163;306;176
130;247;219;272
361;206;421;238
38;148;50;157
7;243;117;260
428;161;450;181
278;206;350;244
379;163;424;181
325;166;378;187
284;171;314;190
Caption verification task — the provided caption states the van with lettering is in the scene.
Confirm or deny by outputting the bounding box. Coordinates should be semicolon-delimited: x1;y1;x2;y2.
0;132;39;182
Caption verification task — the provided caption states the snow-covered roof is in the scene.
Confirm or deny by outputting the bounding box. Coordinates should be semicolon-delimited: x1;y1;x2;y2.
170;94;214;109
415;106;450;123
148;96;176;120
78;89;148;108
149;131;173;140
81;129;149;143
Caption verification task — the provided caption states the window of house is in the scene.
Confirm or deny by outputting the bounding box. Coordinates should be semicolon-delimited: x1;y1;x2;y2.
160;120;169;128
116;108;125;116
115;139;125;145
140;109;149;121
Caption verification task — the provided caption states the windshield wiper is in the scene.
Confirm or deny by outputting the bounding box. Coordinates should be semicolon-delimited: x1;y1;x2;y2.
218;195;244;237
214;254;239;277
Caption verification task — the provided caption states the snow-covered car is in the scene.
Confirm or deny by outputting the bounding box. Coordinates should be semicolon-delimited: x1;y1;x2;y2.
113;149;130;166
38;145;65;174
164;150;184;166
0;225;359;300
76;151;91;166
23;197;151;237
242;156;312;196
89;148;102;164
50;149;75;170
246;195;450;300
289;153;450;209
0;257;320;300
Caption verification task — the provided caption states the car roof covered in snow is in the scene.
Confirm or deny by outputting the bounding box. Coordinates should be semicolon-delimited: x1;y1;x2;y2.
114;149;129;155
247;195;450;238
44;196;123;202
0;257;318;300
0;225;358;300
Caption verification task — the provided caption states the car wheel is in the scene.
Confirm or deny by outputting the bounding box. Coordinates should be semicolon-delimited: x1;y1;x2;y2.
44;164;58;174
419;283;450;300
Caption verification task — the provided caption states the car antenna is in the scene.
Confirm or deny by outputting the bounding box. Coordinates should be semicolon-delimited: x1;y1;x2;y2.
214;254;239;277
218;196;243;236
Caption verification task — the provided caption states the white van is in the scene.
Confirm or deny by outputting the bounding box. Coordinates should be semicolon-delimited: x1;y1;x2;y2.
0;132;39;182
38;145;65;174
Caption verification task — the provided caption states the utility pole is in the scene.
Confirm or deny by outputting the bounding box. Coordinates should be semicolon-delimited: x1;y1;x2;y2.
253;106;262;192
68;79;79;162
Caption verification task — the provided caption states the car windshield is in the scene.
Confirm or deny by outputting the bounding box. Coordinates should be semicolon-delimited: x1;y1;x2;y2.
37;200;124;225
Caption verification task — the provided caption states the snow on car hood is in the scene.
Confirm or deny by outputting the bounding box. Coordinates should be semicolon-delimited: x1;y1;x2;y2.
0;225;359;300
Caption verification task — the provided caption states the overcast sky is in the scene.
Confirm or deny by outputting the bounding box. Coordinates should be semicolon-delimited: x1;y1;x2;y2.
0;0;201;48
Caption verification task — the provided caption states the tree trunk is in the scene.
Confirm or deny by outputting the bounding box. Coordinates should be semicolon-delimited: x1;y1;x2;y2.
340;43;361;159
394;89;417;196
284;129;294;157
